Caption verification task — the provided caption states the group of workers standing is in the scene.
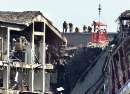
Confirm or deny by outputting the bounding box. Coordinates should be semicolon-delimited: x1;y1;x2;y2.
63;21;92;33
63;21;73;33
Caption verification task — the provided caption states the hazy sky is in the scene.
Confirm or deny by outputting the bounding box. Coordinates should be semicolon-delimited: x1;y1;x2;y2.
0;0;130;32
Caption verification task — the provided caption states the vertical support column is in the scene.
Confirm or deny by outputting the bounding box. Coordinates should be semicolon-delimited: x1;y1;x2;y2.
111;57;116;94
1;31;3;60
3;27;10;90
30;21;35;92
6;27;10;90
42;22;46;93
118;50;123;86
108;57;113;94
122;45;129;80
106;52;112;94
30;69;34;92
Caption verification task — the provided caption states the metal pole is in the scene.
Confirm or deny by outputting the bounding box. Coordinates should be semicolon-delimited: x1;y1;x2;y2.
98;3;101;30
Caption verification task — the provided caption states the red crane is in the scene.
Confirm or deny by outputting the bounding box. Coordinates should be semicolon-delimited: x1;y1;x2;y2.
91;21;108;44
88;4;109;48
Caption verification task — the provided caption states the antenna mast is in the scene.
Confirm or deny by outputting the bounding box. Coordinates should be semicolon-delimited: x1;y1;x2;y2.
98;3;101;25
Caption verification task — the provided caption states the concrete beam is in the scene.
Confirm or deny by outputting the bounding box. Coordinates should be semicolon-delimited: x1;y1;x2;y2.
34;32;44;36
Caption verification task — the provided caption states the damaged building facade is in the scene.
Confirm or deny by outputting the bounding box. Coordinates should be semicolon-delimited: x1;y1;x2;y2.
104;10;130;94
0;11;66;94
69;10;130;94
0;10;129;94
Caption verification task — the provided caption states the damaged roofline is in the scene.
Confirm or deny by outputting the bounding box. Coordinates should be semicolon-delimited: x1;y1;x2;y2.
0;11;67;43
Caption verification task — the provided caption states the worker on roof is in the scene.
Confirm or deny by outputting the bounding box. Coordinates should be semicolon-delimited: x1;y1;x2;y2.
88;26;92;32
83;25;87;32
69;23;73;33
93;21;96;32
63;21;68;33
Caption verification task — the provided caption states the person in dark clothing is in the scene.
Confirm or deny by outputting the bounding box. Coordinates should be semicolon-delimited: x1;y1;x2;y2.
88;26;92;32
69;23;73;33
63;21;68;33
93;21;96;32
83;25;87;32
75;27;79;33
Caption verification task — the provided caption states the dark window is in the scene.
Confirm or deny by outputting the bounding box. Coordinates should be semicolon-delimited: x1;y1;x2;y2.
34;22;44;32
